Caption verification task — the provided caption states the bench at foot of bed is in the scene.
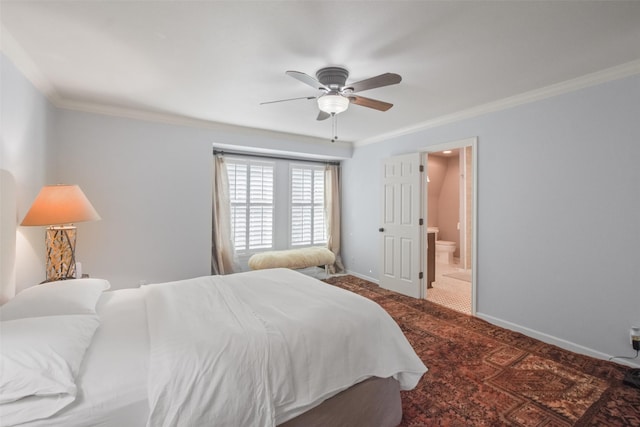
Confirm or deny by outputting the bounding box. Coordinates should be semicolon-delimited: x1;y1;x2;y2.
248;247;335;276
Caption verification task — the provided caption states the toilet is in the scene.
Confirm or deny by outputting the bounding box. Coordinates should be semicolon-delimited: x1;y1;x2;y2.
436;240;456;264
428;227;457;265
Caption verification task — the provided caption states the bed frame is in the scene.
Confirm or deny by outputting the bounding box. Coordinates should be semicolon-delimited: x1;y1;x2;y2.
280;377;402;427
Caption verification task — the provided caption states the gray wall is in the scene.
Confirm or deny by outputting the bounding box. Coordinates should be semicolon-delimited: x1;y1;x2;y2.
52;110;351;289
2;51;352;292
342;74;640;365
1;53;56;292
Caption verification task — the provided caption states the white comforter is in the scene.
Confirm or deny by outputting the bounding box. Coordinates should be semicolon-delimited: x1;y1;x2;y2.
142;268;427;427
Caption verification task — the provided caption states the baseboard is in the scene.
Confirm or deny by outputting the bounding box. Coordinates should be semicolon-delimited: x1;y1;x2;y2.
476;312;640;369
346;270;379;285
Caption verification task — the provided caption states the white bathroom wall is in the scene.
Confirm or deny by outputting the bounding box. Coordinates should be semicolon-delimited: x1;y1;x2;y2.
426;155;446;228
426;153;461;257
342;74;640;365
437;155;460;255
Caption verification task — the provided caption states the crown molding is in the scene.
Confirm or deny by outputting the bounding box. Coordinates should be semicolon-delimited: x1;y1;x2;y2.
1;26;60;102
355;59;640;147
55;97;351;150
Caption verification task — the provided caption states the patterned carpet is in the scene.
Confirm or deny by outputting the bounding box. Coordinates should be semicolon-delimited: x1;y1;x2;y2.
324;275;640;427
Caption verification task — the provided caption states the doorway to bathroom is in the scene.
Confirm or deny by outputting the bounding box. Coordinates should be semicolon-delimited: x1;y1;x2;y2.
423;137;477;315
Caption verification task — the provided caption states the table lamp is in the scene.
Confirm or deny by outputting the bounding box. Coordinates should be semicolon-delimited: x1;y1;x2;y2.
21;184;100;282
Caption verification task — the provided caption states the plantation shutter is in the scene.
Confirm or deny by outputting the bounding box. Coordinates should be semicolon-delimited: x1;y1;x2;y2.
248;164;273;249
291;166;326;246
226;160;274;251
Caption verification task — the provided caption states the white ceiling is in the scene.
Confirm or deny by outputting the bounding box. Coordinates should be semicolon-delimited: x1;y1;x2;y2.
2;1;640;145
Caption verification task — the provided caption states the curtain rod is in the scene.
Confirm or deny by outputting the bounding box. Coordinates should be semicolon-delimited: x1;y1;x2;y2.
212;149;341;166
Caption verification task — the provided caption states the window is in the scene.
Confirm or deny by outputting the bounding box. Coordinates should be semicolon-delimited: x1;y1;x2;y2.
226;159;274;252
290;165;326;246
224;156;328;254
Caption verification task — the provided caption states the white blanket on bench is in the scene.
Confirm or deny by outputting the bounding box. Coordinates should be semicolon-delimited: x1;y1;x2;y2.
248;247;335;271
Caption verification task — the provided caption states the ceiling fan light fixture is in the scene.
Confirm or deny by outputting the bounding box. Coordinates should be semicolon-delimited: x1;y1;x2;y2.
317;94;349;114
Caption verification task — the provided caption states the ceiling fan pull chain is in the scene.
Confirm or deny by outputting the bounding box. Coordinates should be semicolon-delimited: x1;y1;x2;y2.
331;113;338;143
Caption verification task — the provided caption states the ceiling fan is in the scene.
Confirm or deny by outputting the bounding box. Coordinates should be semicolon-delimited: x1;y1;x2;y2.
261;66;402;141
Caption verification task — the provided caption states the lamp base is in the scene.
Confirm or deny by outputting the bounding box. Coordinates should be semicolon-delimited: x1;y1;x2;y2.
45;226;77;282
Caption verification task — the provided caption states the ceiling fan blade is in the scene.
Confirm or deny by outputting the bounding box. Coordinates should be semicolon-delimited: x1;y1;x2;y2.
344;73;402;93
349;95;393;111
316;111;331;121
260;96;315;105
286;70;326;90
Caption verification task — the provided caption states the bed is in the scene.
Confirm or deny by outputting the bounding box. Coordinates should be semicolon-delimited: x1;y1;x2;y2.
0;268;427;427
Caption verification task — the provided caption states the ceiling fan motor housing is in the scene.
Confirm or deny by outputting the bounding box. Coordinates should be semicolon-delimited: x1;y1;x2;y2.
316;67;349;90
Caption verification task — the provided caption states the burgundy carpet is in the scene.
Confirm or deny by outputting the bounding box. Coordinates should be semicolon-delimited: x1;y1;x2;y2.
324;275;640;427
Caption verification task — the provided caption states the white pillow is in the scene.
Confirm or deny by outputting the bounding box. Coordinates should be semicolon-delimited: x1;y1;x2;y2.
0;278;110;321
0;314;101;426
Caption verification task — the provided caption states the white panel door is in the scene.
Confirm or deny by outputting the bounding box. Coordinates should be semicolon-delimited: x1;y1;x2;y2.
379;153;422;298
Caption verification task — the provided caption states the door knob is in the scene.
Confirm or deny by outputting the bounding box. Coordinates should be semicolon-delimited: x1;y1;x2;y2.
379;228;384;232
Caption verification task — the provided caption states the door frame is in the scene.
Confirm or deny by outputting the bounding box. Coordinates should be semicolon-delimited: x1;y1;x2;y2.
422;137;478;315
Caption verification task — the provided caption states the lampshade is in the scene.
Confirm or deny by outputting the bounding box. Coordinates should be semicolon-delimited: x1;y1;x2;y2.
317;94;349;115
21;185;100;282
21;184;101;226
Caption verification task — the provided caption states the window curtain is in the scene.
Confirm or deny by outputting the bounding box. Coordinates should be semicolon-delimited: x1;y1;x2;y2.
324;164;345;274
211;155;238;275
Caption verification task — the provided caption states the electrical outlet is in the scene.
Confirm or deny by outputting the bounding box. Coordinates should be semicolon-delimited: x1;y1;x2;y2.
631;327;640;351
